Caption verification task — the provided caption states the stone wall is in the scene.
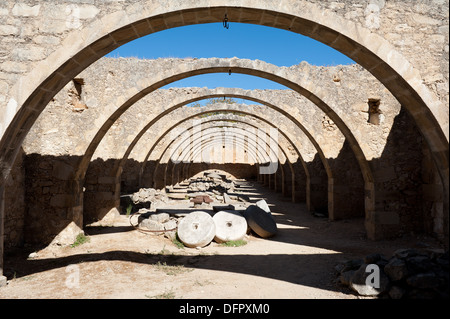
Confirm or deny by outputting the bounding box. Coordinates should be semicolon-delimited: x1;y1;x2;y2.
0;55;445;248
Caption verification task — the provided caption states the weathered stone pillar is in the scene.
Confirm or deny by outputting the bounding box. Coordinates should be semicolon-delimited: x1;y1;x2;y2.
154;162;167;190
292;161;307;204
306;155;328;214
22;155;83;246
281;163;291;198
84;174;120;226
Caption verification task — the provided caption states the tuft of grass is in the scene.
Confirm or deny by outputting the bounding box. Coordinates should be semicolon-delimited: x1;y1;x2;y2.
220;239;247;247
146;289;176;299
172;233;185;249
155;261;192;276
71;233;90;248
126;203;133;216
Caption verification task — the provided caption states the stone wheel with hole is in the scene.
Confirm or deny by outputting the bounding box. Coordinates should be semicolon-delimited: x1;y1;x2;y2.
213;210;248;243
177;211;216;248
244;205;277;238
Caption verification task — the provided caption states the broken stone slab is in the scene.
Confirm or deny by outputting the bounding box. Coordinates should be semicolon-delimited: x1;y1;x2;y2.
167;193;188;200
243;205;277;238
213;210;248;243
177;211;216;248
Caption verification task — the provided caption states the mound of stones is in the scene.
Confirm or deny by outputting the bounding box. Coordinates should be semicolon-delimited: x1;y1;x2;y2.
136;211;178;239
129;171;278;247
121;188;169;212
136;202;278;248
335;248;449;299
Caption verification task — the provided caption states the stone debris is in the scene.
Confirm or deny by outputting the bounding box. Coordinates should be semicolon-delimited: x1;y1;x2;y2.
136;211;179;239
335;248;449;299
129;170;279;247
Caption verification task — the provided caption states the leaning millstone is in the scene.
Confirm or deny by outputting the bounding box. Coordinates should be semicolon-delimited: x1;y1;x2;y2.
177;211;216;248
213;210;248;243
243;205;277;238
349;264;390;296
256;199;270;213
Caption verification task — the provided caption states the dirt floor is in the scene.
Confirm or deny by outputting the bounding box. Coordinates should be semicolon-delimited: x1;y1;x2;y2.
0;181;445;299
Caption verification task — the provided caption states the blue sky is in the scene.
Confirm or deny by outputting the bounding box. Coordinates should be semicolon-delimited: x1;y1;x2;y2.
107;23;355;90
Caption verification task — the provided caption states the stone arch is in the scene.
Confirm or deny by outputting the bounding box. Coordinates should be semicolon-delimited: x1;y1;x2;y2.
146;118;294;193
131;109;309;204
1;1;446;194
161;122;292;194
0;1;448;279
105;91;331;211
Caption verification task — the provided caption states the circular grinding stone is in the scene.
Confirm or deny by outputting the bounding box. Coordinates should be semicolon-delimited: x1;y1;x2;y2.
213;210;248;243
177;211;216;248
244;205;277;238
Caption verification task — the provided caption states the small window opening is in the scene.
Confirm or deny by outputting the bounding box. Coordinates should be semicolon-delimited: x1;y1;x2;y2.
368;98;381;125
73;78;84;96
70;78;88;112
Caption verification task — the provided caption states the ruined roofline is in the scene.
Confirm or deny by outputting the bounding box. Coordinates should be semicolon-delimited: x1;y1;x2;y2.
100;56;359;70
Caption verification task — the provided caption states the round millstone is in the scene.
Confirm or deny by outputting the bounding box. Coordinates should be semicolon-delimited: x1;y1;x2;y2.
177;211;216;248
244;205;277;238
213;210;248;243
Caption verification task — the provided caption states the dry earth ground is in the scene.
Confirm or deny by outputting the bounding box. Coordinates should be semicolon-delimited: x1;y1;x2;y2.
0;181;444;299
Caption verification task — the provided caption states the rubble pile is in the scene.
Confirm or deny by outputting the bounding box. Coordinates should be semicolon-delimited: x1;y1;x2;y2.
126;170;278;247
335;248;449;299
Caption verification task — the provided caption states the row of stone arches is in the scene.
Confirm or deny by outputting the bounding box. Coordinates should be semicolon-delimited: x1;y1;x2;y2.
0;1;448;285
